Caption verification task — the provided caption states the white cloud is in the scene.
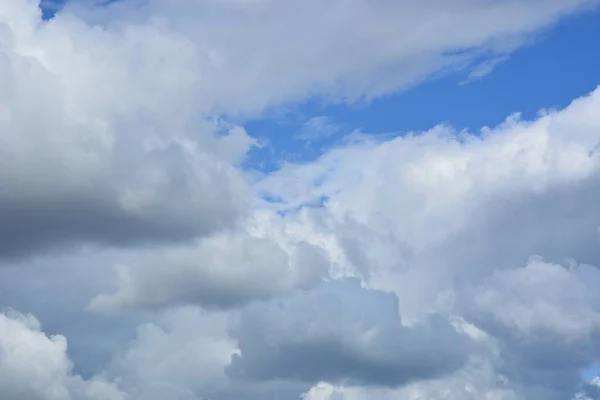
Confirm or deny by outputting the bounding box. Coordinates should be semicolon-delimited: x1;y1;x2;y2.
257;86;600;305
62;0;598;116
295;116;342;142
250;86;600;398
106;307;235;400
0;310;125;400
473;256;600;341
2;1;600;400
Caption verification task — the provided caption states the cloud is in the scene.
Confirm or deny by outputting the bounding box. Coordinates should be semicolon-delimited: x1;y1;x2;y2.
301;355;523;400
295;116;342;142
0;310;125;400
2;1;600;400
106;307;235;400
464;257;600;399
18;83;600;399
63;0;597;116
461;54;510;83
77;85;600;399
0;1;255;258
0;0;595;258
89;210;330;312
250;86;600;398
473;257;600;341
227;279;472;387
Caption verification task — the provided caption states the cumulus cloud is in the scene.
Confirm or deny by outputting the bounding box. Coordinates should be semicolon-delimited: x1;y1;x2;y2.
2;0;600;400
464;257;600;400
257;86;600;314
89;209;330;312
227;279;471;387
106;307;235;400
35;69;600;400
0;0;253;258
0;0;594;258
0;310;125;400
249;86;600;398
473;256;600;341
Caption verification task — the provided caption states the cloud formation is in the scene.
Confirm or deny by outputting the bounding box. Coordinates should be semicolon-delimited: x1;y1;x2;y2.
2;0;600;400
65;0;597;115
0;0;596;257
0;311;124;400
89;220;330;312
228;279;471;387
0;0;255;258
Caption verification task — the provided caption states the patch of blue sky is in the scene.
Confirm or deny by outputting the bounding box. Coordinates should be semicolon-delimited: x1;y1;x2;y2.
40;0;68;19
40;0;118;20
271;195;329;218
244;8;600;171
583;363;600;383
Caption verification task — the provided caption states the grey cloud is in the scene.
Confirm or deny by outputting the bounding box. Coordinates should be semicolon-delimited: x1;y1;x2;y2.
103;306;314;400
0;4;252;258
579;381;600;400
89;231;330;312
227;279;471;388
0;250;144;378
0;186;241;260
461;258;600;400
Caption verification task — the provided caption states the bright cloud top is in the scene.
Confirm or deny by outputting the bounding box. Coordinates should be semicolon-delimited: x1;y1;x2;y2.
1;0;600;400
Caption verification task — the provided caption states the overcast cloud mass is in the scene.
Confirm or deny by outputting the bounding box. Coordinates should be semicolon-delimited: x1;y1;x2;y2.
2;0;600;399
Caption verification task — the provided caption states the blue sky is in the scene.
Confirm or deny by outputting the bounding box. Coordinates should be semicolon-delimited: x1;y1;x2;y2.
244;7;600;171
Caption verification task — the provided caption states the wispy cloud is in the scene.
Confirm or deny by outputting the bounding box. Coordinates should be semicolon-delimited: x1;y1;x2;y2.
295;116;342;142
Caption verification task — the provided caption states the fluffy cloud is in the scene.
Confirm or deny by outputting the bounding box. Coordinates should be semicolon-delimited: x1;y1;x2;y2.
227;279;471;387
465;257;600;400
473;257;600;341
106;307;235;400
0;310;125;400
89;216;330;312
257;85;600;315
249;86;600;398
0;0;252;258
15;0;589;258
2;1;600;400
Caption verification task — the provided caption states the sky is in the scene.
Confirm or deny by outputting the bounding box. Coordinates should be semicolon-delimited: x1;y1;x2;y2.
2;1;600;399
